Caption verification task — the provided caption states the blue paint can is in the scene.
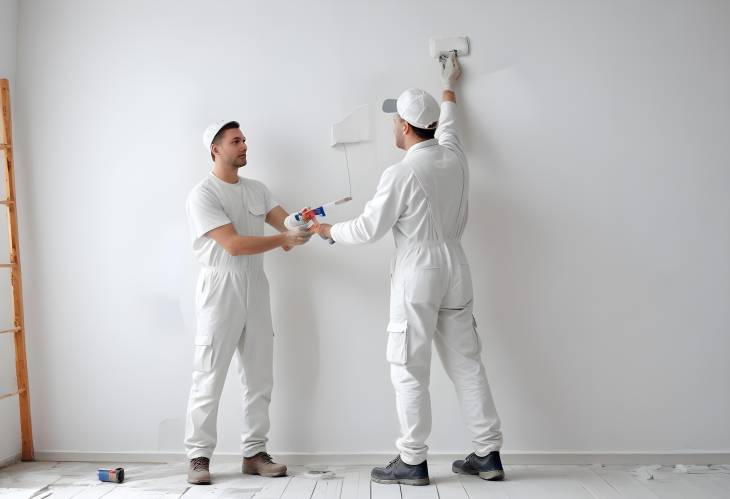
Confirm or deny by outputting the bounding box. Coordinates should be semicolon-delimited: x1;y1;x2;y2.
98;467;125;483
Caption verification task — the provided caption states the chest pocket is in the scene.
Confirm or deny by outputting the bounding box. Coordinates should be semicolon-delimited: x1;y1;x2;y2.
246;202;267;234
248;203;266;216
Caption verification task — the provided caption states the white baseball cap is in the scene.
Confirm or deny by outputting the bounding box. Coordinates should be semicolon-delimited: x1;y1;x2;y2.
382;88;440;129
202;120;237;153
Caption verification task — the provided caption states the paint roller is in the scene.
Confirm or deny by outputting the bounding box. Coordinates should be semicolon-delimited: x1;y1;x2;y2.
429;35;470;62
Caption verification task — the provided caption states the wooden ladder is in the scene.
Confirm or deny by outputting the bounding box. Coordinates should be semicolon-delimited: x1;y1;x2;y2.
1;78;34;461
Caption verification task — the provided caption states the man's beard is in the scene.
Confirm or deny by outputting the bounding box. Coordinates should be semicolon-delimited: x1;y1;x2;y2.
230;157;246;168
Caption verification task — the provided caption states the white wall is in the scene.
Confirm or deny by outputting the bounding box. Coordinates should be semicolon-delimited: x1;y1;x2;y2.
0;0;20;466
14;0;730;460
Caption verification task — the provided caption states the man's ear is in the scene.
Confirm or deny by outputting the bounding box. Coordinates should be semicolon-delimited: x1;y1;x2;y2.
402;120;411;136
211;143;219;158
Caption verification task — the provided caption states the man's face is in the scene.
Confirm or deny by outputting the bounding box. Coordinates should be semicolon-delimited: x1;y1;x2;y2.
393;114;407;150
214;128;247;167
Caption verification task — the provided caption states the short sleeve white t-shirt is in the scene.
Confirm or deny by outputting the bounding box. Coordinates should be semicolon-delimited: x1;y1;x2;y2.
186;173;278;268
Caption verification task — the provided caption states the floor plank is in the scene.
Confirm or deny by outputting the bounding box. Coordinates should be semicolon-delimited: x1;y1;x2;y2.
0;461;62;498
256;476;293;499
684;473;730;499
279;476;317;499
335;468;370;499
71;482;120;499
0;488;45;499
311;477;343;499
38;485;94;499
356;468;372;499
591;466;661;499
638;466;730;499
429;465;469;499
340;471;360;499
551;466;621;499
399;479;438;499
370;481;401;499
478;465;594;499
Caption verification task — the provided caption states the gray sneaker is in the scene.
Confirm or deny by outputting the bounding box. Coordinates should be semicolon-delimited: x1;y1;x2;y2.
188;457;211;485
452;451;505;481
371;456;430;486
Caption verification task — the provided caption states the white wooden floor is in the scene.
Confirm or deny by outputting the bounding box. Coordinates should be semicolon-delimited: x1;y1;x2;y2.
1;461;730;498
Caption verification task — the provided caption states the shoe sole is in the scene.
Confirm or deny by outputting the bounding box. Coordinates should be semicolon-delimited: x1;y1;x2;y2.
370;477;430;486
479;470;505;481
187;478;211;485
243;470;287;478
452;465;505;481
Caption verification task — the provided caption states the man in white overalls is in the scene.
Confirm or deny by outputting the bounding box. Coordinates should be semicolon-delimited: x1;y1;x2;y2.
317;54;504;485
184;120;312;485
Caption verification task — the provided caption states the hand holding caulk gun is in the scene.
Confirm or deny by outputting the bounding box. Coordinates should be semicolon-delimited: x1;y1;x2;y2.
313;220;334;242
284;196;352;245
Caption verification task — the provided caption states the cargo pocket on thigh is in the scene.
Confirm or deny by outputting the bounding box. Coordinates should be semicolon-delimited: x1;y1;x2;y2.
386;320;408;365
472;315;483;355
193;335;213;372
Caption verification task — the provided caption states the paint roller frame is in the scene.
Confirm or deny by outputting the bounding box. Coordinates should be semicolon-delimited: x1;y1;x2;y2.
429;35;470;59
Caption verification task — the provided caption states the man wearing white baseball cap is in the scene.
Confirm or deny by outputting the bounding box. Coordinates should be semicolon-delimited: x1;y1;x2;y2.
316;53;504;485
184;120;312;485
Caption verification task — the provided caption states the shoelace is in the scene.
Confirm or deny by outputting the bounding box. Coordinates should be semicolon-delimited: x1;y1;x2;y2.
191;457;209;471
259;452;274;464
386;456;401;469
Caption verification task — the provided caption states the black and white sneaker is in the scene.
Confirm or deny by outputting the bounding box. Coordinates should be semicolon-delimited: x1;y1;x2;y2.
452;451;505;481
371;456;430;486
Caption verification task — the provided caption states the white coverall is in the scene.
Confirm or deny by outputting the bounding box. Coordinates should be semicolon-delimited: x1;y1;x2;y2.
330;101;503;465
184;172;278;460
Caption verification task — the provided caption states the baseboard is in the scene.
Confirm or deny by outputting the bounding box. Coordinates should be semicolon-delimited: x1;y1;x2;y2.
0;453;21;469
33;450;730;466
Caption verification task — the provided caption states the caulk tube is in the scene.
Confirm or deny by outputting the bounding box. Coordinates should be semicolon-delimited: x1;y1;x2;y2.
322;196;352;208
295;197;352;220
98;467;124;483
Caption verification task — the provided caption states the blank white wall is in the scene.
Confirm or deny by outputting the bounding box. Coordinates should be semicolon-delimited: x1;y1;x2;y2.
0;0;20;465
14;0;730;458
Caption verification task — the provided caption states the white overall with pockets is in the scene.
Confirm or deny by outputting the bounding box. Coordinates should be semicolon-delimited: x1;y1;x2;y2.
184;173;278;460
331;101;503;465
